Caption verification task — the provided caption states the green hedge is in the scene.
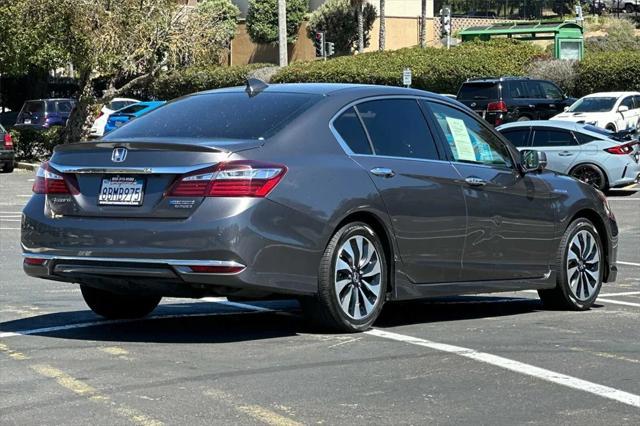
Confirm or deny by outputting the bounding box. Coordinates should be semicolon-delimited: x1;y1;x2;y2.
273;40;547;94
10;127;64;162
576;51;640;97
134;64;272;100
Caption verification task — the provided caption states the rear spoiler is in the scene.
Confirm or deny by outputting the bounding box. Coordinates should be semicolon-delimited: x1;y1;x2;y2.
54;138;265;154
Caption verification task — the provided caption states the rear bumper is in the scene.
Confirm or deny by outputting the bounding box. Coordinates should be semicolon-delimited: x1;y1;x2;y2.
0;150;14;164
21;195;325;297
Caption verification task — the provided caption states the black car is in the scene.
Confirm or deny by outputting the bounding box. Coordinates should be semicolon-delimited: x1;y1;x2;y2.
15;98;75;129
457;77;576;127
0;123;15;173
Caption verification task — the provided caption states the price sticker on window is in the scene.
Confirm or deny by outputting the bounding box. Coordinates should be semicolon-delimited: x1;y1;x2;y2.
445;117;476;161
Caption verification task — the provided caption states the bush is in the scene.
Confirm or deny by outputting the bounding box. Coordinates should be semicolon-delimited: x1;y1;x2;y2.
10;127;64;162
528;59;579;96
246;0;308;44
307;0;377;55
131;64;272;100
576;51;640;97
585;17;640;52
273;40;546;94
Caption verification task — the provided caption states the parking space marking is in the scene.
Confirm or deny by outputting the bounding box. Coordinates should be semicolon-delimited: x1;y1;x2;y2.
570;347;640;365
365;328;640;408
203;389;302;426
608;198;640;201
30;364;163;426
618;261;640;267
0;342;30;361
0;227;21;230
597;298;640;308
599;291;640;297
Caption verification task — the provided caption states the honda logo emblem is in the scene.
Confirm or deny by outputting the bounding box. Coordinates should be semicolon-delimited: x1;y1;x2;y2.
111;147;127;163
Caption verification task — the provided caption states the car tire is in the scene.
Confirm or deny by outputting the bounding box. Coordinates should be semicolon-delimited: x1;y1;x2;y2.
80;285;161;319
570;164;608;191
1;162;13;173
625;3;634;13
538;219;604;310
605;123;616;132
517;116;530;122
301;222;388;333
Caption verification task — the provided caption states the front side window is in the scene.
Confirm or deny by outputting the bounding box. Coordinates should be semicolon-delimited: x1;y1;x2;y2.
620;97;634;110
540;82;563;100
500;129;531;147
56;101;73;113
426;101;513;168
333;107;372;155
508;81;528;99
524;82;544;99
356;99;439;160
532;129;577;147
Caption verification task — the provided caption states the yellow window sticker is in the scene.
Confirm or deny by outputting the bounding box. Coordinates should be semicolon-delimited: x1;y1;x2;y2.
446;117;476;162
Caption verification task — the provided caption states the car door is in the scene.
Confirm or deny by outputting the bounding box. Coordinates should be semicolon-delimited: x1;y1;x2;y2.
423;100;557;282
531;127;581;174
538;81;566;119
523;81;546;120
618;96;638;131
334;98;468;284
505;81;536;121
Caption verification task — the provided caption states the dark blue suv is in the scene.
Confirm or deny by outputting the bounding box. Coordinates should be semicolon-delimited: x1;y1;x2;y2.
15;99;75;129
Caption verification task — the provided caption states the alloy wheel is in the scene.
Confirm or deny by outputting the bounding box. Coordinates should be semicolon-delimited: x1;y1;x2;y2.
571;166;604;190
334;235;382;320
566;230;601;301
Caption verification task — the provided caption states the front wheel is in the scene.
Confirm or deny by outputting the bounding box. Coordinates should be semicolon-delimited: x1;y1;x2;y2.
538;219;604;310
302;222;388;332
80;285;161;319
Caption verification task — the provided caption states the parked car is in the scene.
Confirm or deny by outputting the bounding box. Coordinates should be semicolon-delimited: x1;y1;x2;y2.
90;98;140;138
104;101;166;134
497;120;640;191
552;92;640;133
0;123;15;173
22;83;618;332
15;99;75;129
457;77;576;126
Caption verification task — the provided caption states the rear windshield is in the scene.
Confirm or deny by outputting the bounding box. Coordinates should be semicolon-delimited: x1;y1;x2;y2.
457;83;499;101
117;104;147;115
104;92;321;140
568;97;617;113
110;101;136;111
21;101;45;114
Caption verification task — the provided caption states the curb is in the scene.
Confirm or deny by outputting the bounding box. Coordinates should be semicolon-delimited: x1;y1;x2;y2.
16;162;40;171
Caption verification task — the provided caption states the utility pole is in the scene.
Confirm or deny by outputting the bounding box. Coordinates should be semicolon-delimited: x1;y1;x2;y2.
278;0;288;67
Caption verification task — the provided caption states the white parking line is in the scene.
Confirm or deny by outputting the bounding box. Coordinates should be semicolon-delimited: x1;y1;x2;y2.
0;227;20;230
599;291;640;297
618;261;640;267
365;328;640;408
607;198;640;201
597;298;640;308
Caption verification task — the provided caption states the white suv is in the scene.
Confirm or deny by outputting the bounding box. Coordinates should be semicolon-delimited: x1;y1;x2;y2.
552;92;640;133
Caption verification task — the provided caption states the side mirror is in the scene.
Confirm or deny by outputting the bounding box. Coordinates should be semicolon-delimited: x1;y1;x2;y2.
618;105;629;113
520;149;547;173
563;106;570;112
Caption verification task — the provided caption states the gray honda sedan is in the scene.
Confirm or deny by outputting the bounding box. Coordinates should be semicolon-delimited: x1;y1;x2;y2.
22;83;618;332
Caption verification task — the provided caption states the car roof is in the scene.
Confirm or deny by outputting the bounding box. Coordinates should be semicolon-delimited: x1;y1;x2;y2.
24;98;75;102
496;120;615;139
582;92;640;98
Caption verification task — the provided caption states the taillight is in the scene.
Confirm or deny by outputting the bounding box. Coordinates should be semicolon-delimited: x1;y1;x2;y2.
32;162;72;194
3;133;12;150
187;265;244;274
487;101;508;113
167;161;287;198
24;257;47;266
97;111;104;119
605;142;637;155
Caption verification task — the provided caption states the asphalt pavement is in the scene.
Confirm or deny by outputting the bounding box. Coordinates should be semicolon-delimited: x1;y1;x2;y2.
1;168;639;425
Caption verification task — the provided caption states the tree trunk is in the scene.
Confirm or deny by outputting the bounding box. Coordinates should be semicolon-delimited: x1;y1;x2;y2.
357;5;364;53
62;69;95;144
379;0;386;51
420;0;427;48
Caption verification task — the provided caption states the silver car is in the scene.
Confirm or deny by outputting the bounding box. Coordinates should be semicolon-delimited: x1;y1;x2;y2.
497;120;640;191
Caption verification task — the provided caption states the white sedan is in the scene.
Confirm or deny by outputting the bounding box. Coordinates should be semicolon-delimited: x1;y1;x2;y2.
89;98;139;138
552;91;640;133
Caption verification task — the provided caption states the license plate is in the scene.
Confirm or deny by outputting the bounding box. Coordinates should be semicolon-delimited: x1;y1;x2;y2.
24;119;31;124
98;176;145;206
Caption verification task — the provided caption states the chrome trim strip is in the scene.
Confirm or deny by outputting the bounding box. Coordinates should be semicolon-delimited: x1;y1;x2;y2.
48;162;214;175
22;253;245;269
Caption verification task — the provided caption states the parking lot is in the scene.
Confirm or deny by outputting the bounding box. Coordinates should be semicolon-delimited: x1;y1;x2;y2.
1;168;639;425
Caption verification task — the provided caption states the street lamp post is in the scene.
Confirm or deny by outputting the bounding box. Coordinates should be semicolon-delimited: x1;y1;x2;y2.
278;0;288;67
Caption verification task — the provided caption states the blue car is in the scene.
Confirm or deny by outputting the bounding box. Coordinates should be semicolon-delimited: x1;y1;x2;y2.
104;101;166;134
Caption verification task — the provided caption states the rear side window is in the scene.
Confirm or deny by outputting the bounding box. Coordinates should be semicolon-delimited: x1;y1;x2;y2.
501;129;531;147
524;82;544;99
532;129;577;147
507;81;528;99
56;101;73;113
22;101;45;114
457;83;499;101
333;107;372;155
105;92;321;140
574;132;602;144
357;99;439;160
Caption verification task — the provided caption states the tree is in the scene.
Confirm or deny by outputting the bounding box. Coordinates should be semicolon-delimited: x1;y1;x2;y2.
420;0;427;48
307;0;376;55
246;0;308;45
350;0;366;53
379;0;385;51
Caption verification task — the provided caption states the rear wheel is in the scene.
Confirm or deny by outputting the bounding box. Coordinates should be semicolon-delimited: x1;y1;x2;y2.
538;219;603;310
605;123;616;132
302;222;387;332
1;162;13;173
80;285;161;319
570;164;608;191
517;116;530;122
625;3;634;13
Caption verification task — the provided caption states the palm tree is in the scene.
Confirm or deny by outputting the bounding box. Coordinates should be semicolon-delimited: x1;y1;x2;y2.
379;0;385;51
350;0;365;53
420;0;427;48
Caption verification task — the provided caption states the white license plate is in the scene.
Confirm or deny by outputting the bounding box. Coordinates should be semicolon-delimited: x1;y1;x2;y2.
98;176;145;206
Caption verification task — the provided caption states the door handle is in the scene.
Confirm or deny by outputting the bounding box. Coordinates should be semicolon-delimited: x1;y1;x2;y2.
528;104;536;108
558;151;574;156
370;167;395;178
464;177;487;187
